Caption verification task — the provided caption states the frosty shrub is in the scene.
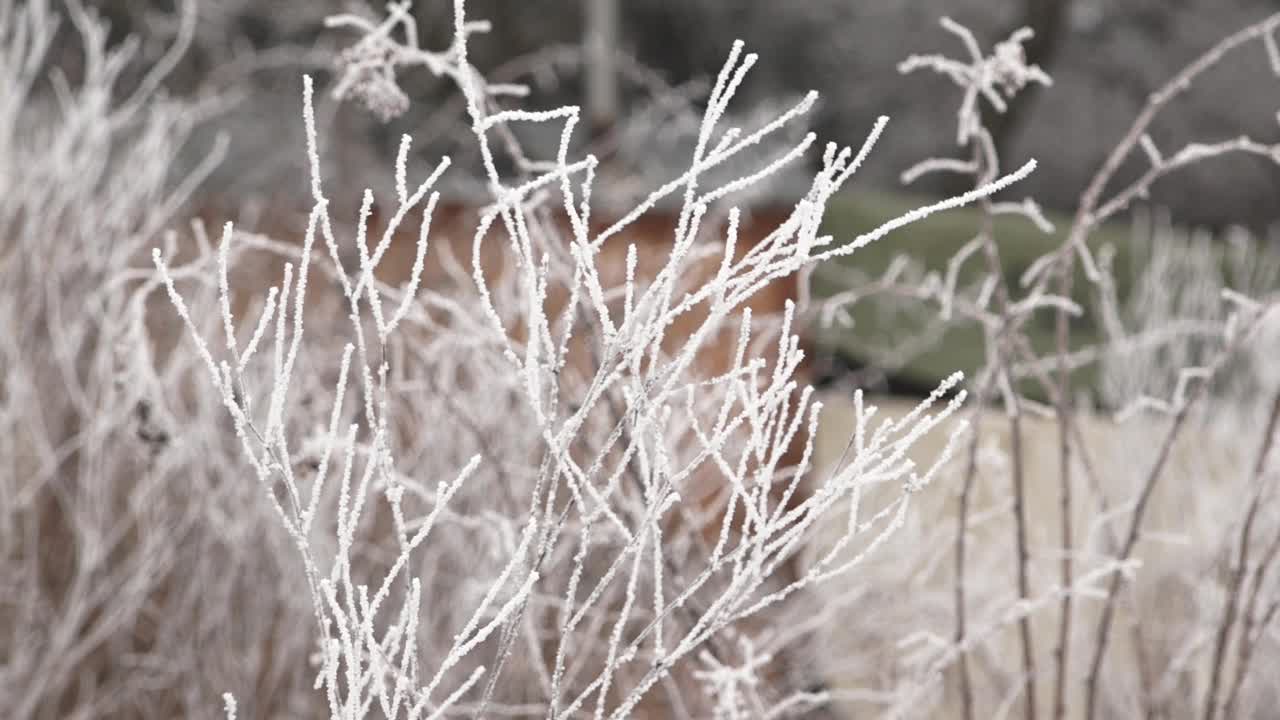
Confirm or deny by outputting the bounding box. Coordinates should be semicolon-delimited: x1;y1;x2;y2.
813;12;1280;720
9;1;1280;719
0;2;311;717
145;1;1038;717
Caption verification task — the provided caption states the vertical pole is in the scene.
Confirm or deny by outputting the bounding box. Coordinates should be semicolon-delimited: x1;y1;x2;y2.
584;0;619;141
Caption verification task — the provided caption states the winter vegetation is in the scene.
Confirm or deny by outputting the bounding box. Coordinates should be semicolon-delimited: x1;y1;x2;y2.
3;1;1280;719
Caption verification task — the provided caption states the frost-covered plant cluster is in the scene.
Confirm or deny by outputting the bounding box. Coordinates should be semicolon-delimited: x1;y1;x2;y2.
146;0;1028;717
134;0;1047;715
7;0;1280;719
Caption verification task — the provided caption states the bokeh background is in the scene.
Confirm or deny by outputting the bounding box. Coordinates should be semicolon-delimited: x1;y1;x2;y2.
65;0;1280;396
82;0;1280;228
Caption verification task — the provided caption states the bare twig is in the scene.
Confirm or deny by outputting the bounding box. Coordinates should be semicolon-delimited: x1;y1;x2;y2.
1204;389;1280;720
1083;302;1277;720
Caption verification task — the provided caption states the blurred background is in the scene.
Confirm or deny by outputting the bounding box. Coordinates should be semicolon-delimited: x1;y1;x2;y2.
62;0;1280;395
80;0;1280;226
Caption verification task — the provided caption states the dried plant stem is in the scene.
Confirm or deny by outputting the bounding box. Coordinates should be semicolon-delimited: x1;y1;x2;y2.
1051;255;1074;720
1012;324;1162;719
1222;523;1280;719
1130;620;1156;720
1081;311;1270;720
1007;389;1037;720
976;133;1038;720
876;14;1280;720
1203;389;1280;720
954;386;986;720
1012;332;1164;719
1073;12;1280;236
1082;400;1191;720
1060;15;1280;720
1034;13;1280;331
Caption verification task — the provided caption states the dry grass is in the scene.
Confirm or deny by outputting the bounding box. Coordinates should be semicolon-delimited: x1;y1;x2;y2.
806;392;1279;719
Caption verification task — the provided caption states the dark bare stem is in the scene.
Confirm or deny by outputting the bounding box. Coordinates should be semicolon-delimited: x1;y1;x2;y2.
1010;322;1164;720
1204;389;1280;720
1051;246;1074;720
954;385;986;720
1008;390;1038;720
1082;403;1189;720
1092;139;1279;228
1222;523;1280;719
975;131;1037;720
1131;618;1156;720
1071;12;1280;239
1023;304;1153;720
1022;14;1280;346
1065;14;1280;720
1230;590;1280;717
1082;311;1270;720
